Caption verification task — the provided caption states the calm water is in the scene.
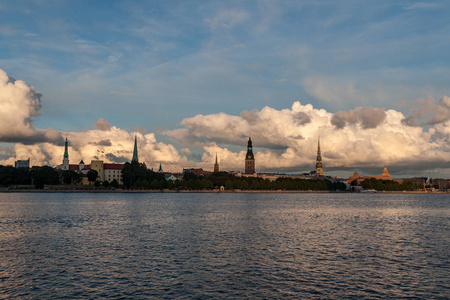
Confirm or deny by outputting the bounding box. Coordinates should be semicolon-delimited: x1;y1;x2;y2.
0;192;448;299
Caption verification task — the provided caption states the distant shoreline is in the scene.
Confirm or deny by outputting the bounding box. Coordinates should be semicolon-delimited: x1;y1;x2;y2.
0;188;446;194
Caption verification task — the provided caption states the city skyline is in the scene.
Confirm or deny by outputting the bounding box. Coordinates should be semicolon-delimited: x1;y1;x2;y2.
0;1;449;178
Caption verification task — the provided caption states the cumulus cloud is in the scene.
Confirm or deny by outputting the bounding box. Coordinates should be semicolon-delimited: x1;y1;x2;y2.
1;121;192;171
331;107;386;129
0;69;192;170
401;96;450;126
94;118;112;131
164;101;450;174
0;69;61;144
135;125;147;134
0;68;449;176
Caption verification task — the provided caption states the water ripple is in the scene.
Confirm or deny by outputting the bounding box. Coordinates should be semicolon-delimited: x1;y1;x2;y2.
0;192;448;299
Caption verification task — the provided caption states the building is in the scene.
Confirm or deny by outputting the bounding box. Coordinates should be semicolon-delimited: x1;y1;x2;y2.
380;165;392;180
15;159;30;169
183;168;206;176
431;179;450;191
214;153;219;172
315;138;323;176
399;178;425;189
165;174;179;181
104;163;124;184
54;136;126;185
245;137;255;174
69;160;90;174
348;165;393;184
90;160;105;181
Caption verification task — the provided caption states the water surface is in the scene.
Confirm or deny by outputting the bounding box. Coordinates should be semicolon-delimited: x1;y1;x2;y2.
0;193;448;299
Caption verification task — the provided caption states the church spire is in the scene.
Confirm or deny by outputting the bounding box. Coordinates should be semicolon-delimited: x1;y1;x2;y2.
64;136;69;159
315;137;323;176
317;138;321;160
132;135;138;162
62;136;69;170
245;136;255;174
214;153;219;173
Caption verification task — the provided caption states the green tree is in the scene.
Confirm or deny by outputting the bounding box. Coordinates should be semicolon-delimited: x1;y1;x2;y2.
71;171;81;185
150;179;160;189
30;166;60;189
0;166;14;186
94;180;101;188
62;170;72;184
241;180;249;189
14;167;31;185
122;161;152;189
87;169;98;184
167;180;174;190
102;180;110;188
110;179;120;189
225;179;233;189
0;165;32;186
251;180;259;190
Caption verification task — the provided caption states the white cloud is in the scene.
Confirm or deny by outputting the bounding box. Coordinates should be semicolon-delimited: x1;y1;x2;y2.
1;121;191;171
204;10;248;30
401;96;450;126
0;68;60;144
164;101;450;174
405;3;442;10
1;100;449;177
1;68;449;176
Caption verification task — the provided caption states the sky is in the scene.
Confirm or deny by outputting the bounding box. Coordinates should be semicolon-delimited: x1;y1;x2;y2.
0;0;449;178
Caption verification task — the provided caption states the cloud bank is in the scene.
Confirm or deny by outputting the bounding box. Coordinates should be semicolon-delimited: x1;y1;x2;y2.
0;69;449;177
164;101;450;174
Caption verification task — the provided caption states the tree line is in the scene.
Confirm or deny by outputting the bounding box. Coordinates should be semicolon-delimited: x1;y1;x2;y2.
0;165;59;189
355;177;421;191
1;162;348;191
122;161;347;191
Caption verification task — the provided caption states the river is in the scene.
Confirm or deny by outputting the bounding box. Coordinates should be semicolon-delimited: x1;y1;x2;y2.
0;192;448;299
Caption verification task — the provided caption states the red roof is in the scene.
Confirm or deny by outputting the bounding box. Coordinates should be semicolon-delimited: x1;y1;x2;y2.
104;163;124;170
69;165;79;171
191;169;205;176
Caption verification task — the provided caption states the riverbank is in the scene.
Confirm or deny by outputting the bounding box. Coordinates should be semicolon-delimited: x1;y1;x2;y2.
0;188;447;193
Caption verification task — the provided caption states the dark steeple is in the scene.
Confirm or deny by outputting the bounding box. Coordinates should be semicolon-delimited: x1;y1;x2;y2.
214;153;219;172
62;136;70;170
132;135;138;162
315;138;323;175
64;137;69;159
246;137;254;160
245;136;255;174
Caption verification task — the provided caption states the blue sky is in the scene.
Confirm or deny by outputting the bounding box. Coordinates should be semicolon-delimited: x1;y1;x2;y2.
1;0;448;130
1;1;449;176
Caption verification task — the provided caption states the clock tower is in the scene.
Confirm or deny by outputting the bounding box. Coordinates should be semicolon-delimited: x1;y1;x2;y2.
245;137;255;174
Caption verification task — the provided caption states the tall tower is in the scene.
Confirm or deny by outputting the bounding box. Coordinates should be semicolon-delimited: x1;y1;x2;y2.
315;138;323;176
214;153;219;173
245;137;255;174
62;137;69;170
132;135;138;162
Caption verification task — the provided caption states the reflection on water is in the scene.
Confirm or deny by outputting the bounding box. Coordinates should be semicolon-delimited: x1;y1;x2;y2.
0;193;448;299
